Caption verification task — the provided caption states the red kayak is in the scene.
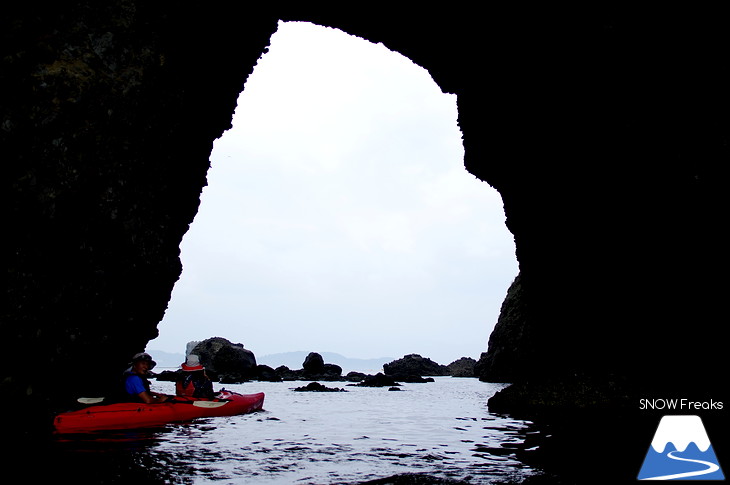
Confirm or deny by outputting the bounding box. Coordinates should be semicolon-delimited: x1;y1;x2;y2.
53;391;264;433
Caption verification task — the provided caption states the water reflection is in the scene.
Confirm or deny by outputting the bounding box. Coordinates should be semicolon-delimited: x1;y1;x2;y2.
19;428;187;485
29;379;545;484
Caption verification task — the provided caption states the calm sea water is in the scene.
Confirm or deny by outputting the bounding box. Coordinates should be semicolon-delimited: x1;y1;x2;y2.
42;376;542;484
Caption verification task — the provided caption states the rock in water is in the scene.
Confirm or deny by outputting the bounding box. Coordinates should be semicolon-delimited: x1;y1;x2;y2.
190;337;257;383
293;382;347;392
256;364;282;382
383;354;448;377
446;357;477;377
302;352;325;374
352;373;401;388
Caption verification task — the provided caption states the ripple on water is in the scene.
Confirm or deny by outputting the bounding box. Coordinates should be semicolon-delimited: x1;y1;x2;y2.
47;378;540;484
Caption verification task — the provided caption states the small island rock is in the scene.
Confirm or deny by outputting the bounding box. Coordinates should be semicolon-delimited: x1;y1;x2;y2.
446;357;477;377
383;354;448;378
189;337;257;383
352;373;401;388
293;382;347;392
302;352;325;374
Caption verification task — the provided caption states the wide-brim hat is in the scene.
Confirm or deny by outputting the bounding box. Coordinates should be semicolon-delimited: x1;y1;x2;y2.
131;352;157;370
181;354;204;372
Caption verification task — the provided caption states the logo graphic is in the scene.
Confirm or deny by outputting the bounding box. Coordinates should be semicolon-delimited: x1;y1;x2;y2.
638;415;724;480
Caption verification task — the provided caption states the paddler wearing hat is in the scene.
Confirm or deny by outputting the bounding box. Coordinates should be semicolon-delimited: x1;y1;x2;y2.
123;352;172;403
175;354;215;399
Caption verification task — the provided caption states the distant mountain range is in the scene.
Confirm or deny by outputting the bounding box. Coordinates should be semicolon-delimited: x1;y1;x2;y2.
258;351;393;372
148;349;393;372
147;349;186;368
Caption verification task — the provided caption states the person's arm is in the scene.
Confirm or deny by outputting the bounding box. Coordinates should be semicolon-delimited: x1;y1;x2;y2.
201;376;215;398
137;390;171;403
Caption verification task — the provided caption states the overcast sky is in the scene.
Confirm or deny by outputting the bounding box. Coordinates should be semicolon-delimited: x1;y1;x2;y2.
149;21;518;364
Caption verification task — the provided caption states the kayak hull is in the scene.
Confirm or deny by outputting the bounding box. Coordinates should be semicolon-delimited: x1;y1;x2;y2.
53;391;264;433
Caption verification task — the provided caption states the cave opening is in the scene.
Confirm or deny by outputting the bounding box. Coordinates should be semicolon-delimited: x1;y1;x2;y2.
149;21;518;366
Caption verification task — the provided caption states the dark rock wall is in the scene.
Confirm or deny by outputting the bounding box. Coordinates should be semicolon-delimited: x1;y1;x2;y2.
475;274;526;383
3;4;727;430
280;9;728;393
3;3;278;420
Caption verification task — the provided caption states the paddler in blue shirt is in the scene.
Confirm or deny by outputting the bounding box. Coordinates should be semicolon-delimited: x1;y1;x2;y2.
123;352;172;403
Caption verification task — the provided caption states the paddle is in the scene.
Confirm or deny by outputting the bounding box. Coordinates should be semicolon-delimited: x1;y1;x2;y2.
77;397;230;408
187;400;229;408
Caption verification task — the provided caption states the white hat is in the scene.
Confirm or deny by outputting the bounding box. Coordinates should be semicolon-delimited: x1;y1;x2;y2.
181;354;204;372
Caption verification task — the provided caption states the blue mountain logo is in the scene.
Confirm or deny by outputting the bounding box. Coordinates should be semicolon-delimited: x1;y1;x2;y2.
638;415;724;480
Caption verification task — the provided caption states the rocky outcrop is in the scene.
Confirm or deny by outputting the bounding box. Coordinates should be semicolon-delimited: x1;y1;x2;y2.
445;357;477;378
255;364;282;382
273;365;298;381
302;352;325;374
352;373;401;388
384;354;479;378
474;274;527;382
383;354;447;376
344;371;368;382
189;337;257;383
293;382;347;392
268;352;343;381
152;369;180;382
383;354;448;378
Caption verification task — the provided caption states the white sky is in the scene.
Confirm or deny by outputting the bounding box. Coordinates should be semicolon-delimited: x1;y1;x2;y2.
149;21;518;364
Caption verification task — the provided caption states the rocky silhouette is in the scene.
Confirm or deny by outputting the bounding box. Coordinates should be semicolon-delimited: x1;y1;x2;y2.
188;337;257;383
351;373;401;388
384;354;448;378
446;357;477;378
293;382;347;392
